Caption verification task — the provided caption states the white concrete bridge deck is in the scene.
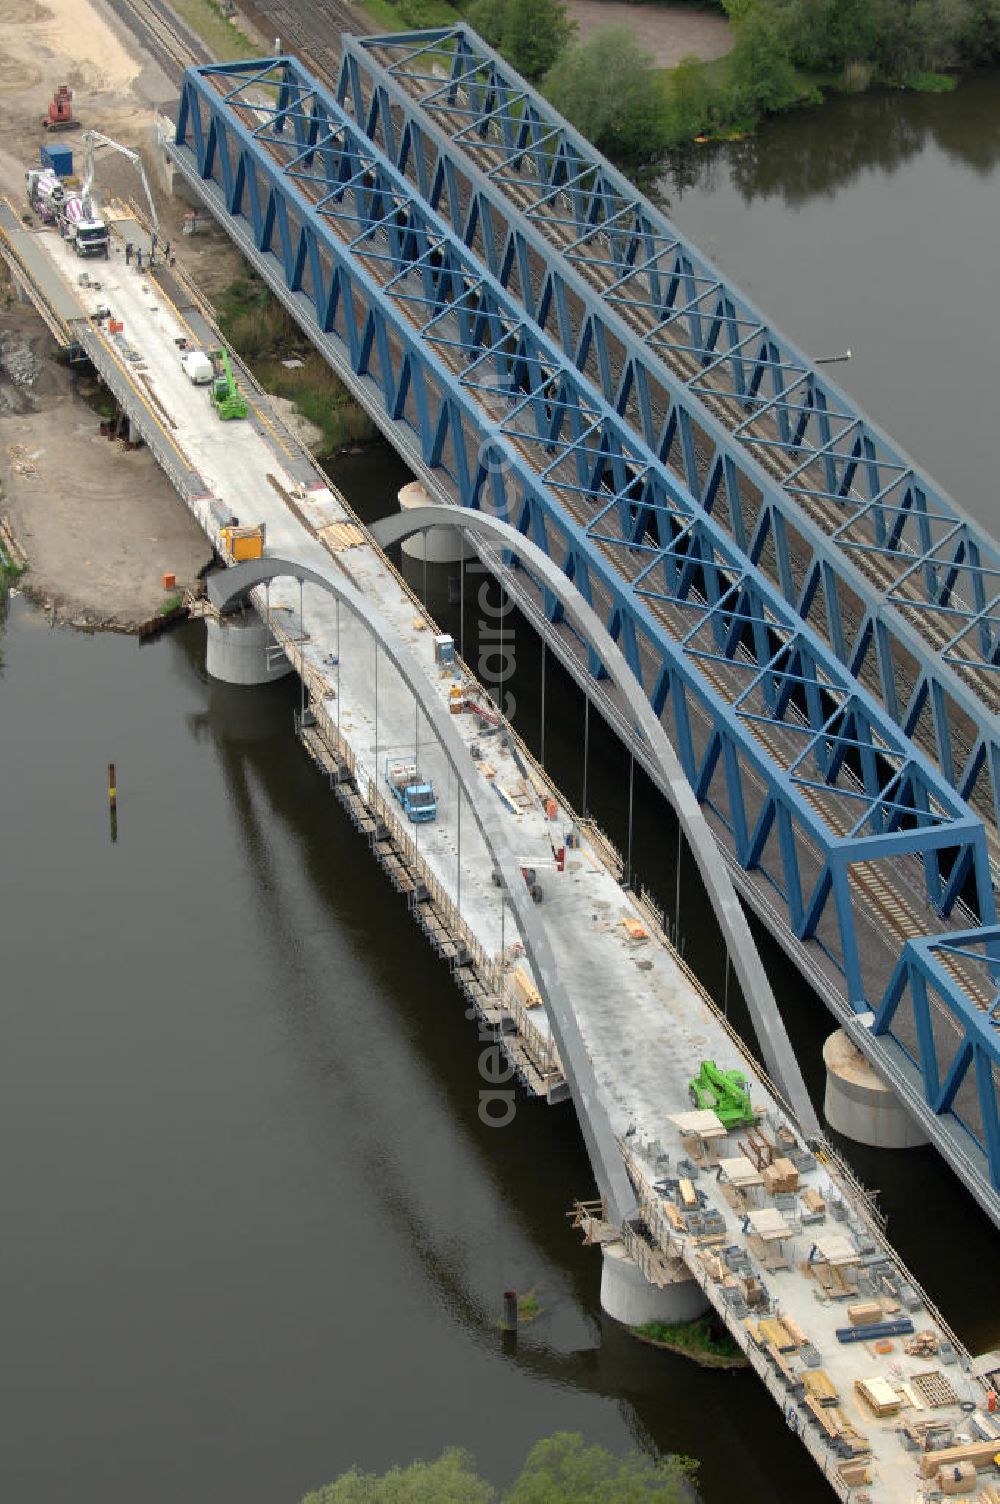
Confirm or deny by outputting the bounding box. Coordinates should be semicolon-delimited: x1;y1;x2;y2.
6;207;998;1504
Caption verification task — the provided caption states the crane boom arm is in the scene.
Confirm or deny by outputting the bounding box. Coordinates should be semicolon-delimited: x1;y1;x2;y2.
80;130;159;235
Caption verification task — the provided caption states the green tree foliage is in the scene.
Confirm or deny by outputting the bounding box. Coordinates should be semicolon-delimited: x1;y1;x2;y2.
960;0;1000;61
505;1432;698;1502
473;0;575;80
300;1434;698;1504
301;1448;493;1504
734;0;1000;86
726;0;802;113
776;0;880;71
466;0;506;47
666;56;721;140
543;28;670;163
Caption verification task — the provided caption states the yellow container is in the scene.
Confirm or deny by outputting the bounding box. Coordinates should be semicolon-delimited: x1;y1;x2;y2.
230;533;263;561
221;525;265;562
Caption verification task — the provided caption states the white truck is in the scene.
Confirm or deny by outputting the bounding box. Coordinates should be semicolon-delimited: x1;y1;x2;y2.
180;350;214;385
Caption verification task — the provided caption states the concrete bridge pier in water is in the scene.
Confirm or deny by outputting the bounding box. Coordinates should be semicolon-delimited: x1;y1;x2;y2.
204;609;293;687
823;1029;930;1151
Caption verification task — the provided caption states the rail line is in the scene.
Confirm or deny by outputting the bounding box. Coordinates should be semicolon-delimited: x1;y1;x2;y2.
109;0;209;73
352;37;1000;879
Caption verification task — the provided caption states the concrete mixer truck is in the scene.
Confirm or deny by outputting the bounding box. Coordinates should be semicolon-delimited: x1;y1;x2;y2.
25;166;108;258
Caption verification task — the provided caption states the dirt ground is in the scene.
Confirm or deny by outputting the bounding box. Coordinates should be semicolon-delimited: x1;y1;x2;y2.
0;306;213;628
0;0;244;628
563;0;732;66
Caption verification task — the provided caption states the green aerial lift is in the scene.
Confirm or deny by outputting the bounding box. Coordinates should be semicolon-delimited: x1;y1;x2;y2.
208;348;248;421
688;1060;755;1129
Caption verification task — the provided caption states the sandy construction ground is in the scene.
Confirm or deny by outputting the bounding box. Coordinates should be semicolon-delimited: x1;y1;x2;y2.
563;0;732;67
0;0;237;628
0;308;212;629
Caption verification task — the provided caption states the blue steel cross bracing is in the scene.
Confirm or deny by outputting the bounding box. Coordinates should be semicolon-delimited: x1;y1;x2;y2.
341;28;1000;864
172;56;1000;1198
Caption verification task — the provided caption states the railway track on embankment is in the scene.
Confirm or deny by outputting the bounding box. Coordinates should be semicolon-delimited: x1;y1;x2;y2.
109;0;211;75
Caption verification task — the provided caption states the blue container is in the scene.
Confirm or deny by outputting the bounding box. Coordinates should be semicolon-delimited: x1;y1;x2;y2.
41;144;73;177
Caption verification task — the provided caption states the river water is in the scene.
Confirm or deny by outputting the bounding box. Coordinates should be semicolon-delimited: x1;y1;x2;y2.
2;77;999;1504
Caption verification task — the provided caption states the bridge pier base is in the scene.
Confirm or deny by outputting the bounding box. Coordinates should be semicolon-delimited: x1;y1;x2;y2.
600;1243;708;1328
398;482;473;563
205;613;292;686
823;1029;929;1150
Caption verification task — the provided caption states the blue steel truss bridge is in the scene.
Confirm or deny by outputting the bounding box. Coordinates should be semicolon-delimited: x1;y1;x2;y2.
168;34;1000;1226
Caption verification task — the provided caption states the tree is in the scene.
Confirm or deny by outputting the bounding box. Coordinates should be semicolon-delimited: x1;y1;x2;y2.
301;1448;494;1504
505;1432;698;1502
726;0;801;115
499;0;575;80
543;28;669;164
466;0;506;49
771;0;879;71
668;56;720;141
300;1434;698;1503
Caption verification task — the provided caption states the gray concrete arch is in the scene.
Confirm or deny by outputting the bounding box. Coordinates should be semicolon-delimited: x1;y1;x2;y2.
208;557;638;1221
370;505;820;1138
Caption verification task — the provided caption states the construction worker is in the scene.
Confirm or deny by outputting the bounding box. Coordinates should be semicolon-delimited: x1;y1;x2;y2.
125;241;132;265
136;248;142;271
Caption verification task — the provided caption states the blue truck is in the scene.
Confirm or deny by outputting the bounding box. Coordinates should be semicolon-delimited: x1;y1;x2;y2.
385;758;437;823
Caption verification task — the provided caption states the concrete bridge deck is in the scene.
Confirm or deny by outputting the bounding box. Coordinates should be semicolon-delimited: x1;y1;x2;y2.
2;187;997;1504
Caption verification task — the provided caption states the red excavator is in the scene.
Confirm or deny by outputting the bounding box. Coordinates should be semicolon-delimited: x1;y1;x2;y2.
42;85;81;132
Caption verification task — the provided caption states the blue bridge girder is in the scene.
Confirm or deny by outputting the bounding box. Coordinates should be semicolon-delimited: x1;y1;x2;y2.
338;28;1000;872
171;56;1000;1208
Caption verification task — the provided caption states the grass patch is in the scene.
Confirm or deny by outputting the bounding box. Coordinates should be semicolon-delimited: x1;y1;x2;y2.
633;1314;746;1366
361;0;462;30
902;70;957;92
217;272;377;456
518;1290;541;1321
170;0;258;60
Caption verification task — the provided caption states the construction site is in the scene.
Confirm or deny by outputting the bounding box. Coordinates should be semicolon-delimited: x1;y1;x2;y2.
2;4;999;1504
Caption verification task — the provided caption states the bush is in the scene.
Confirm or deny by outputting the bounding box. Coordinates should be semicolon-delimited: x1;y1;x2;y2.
499;0;576;79
467;0;505;45
667;55;724;140
544;28;670;163
726;0;802;115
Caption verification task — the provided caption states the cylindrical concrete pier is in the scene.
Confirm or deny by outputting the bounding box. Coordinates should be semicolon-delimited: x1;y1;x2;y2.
600;1243;709;1327
823;1029;929;1149
398;481;473;562
205;614;292;686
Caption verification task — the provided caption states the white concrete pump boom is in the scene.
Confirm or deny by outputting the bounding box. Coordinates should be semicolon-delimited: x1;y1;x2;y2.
80;130;159;236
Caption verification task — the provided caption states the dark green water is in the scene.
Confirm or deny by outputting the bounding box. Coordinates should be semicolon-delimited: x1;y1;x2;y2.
2;75;1000;1504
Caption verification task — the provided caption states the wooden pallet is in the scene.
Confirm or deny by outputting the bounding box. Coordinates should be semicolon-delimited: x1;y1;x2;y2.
909;1368;961;1409
319;521;366;552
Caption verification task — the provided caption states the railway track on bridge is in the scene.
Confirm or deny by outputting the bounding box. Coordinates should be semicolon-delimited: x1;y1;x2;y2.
357;38;1000;876
85;2;1000;1210
239;0;357;79
213;78;993;1056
